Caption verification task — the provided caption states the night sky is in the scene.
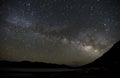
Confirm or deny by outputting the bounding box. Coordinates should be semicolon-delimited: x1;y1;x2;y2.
0;0;120;66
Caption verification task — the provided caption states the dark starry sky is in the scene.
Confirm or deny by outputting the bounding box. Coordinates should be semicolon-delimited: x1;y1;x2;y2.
0;0;120;66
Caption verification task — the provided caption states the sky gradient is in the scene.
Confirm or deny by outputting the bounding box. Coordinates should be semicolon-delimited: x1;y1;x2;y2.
0;0;120;66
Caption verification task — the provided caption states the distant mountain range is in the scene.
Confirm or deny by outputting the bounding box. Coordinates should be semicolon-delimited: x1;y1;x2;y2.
0;41;120;78
0;41;120;69
0;60;72;68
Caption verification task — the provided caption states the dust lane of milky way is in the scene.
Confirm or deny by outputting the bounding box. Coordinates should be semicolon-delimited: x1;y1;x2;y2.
0;0;120;66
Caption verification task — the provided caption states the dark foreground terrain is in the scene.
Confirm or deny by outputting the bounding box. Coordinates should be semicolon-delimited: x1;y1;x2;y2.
0;40;120;78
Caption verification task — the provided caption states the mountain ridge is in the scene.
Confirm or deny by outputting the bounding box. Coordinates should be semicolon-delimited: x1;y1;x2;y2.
0;40;120;69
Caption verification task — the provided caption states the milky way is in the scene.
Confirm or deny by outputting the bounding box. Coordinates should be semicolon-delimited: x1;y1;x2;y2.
0;0;120;66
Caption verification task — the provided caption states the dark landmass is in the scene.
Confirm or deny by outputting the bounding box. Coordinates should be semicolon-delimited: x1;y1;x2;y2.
0;60;72;68
82;40;120;68
0;40;120;78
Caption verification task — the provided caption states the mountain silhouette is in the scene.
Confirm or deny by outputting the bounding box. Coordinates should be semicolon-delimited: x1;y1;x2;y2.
0;40;120;69
0;41;120;78
0;60;72;68
83;40;120;68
